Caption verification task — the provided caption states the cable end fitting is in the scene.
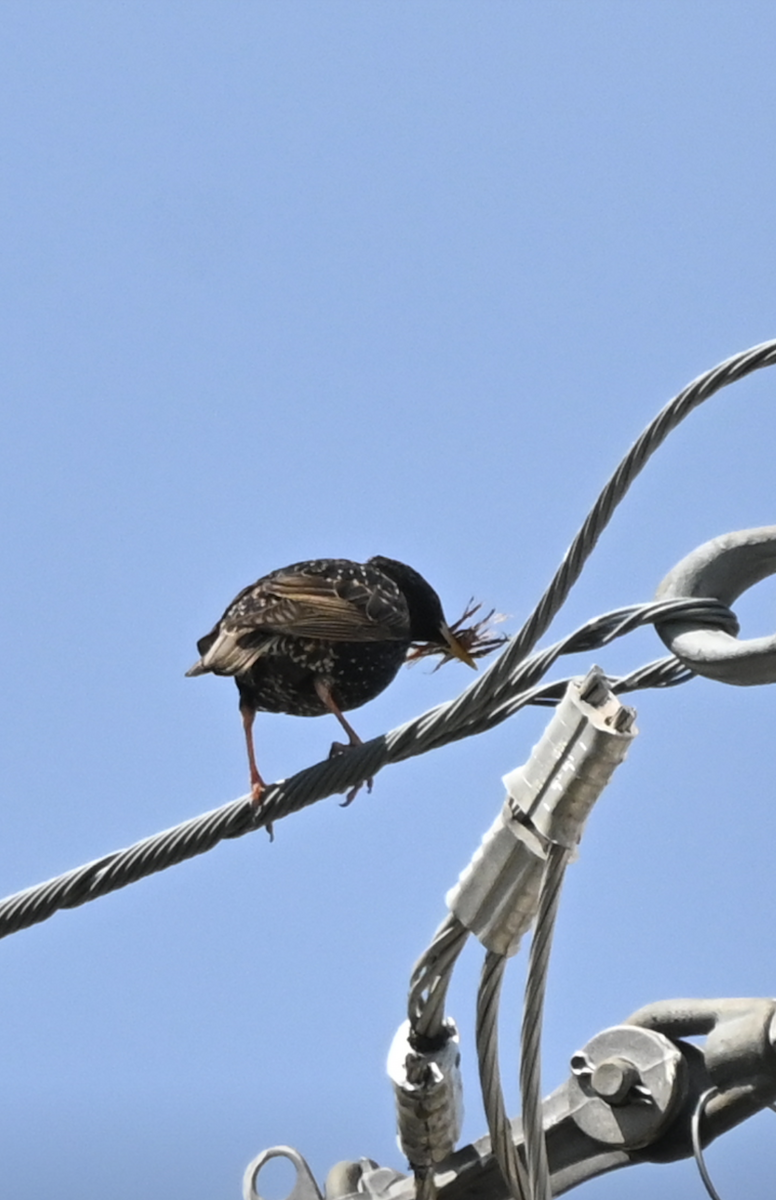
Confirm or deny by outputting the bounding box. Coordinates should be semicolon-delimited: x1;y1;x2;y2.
504;666;637;849
387;1018;463;1168
446;670;636;956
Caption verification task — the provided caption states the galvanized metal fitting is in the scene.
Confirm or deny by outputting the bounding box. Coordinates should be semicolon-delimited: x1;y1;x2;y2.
656;525;776;685
446;669;636;956
567;1025;686;1149
386;1018;463;1167
626;996;776;1098
325;1160;408;1200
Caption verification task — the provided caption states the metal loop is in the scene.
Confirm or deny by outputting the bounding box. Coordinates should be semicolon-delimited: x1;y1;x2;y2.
656;526;776;685
243;1146;323;1200
691;1088;724;1200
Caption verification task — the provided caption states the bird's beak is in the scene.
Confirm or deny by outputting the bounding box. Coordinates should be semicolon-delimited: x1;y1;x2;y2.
441;622;478;669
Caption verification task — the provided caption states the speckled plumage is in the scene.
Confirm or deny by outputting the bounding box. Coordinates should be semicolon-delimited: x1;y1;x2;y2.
187;555;476;805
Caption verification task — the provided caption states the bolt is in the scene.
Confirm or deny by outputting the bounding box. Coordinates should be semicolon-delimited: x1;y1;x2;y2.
590;1056;641;1106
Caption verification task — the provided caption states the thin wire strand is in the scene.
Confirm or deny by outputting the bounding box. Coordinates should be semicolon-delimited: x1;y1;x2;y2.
691;1088;725;1200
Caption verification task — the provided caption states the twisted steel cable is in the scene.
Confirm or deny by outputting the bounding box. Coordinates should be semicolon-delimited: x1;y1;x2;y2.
395;339;776;1197
413;1167;437;1200
411;597;731;745
510;338;776;664
408;913;470;1041
519;844;571;1200
476;951;529;1200
385;339;776;755
0;338;773;940
406;656;693;1199
0;598;723;940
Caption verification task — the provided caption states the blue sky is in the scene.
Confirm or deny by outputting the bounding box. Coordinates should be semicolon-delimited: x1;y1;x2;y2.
2;4;776;1197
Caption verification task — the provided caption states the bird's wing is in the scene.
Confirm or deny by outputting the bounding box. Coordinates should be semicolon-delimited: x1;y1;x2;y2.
227;566;410;641
187;563;410;677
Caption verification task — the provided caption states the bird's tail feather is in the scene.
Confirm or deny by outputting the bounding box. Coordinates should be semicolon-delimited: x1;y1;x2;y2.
185;630;276;678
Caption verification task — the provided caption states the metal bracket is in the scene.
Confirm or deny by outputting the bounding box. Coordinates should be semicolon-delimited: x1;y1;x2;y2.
655;525;776;685
250;996;776;1199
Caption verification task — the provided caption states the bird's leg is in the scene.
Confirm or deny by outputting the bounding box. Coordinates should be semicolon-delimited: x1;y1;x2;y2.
313;678;374;806
240;702;266;808
315;679;363;747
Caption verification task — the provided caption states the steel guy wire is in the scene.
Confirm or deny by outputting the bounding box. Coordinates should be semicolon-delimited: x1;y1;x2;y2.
411;597;732;745
0;337;773;939
519;843;571;1200
385;338;776;755
0;597;727;940
413;1168;436;1200
408;913;469;1042
508;338;776;668
403;651;691;1041
406;657;692;1045
476;950;529;1200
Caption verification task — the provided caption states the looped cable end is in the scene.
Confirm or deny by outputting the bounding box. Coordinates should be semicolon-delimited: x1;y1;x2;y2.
656;526;776;685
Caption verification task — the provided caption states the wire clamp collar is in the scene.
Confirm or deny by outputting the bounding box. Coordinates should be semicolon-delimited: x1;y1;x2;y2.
387;1017;464;1168
447;668;636;957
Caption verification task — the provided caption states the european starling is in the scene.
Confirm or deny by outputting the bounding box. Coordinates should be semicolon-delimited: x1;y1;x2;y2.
186;556;484;807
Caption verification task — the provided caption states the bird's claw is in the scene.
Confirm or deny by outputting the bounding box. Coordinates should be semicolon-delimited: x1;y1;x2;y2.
340;778;373;807
248;781;275;840
328;741;373;806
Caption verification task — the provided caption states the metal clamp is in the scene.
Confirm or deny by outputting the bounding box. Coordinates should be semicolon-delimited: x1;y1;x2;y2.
655;525;776;685
447;669;636;957
253;996;776;1200
387;1018;464;1166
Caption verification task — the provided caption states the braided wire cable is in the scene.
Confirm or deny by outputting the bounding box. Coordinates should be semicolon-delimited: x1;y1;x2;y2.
0;598;722;940
508;338;776;666
408;914;470;1041
508;655;691;711
405;653;691;1193
1;337;773;941
435;597;728;740
476;951;529;1200
520;844;571;1200
384;596;730;760
413;1167;437;1200
393;338;776;1194
383;339;776;757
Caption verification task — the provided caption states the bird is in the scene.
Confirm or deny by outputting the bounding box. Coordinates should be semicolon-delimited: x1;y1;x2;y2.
186;555;482;808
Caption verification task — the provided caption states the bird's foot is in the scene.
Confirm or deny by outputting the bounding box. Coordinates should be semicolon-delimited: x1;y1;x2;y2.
328;741;374;806
249;780;275;840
